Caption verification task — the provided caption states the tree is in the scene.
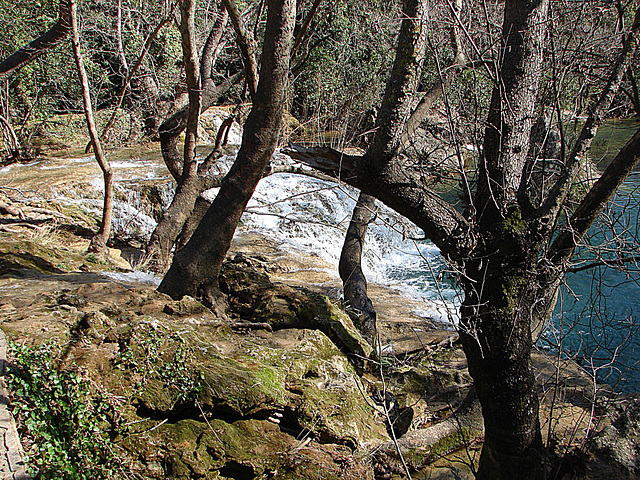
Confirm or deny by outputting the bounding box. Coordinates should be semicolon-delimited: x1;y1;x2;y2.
145;0;326;272
143;1;243;272
282;0;640;478
0;0;115;249
69;0;113;253
158;0;297;307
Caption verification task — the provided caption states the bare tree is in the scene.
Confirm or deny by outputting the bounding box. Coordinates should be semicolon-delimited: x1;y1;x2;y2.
69;0;113;254
144;2;243;271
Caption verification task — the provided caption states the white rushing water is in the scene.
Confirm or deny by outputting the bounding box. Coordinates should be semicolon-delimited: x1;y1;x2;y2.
0;147;461;324
105;149;462;324
226;151;461;324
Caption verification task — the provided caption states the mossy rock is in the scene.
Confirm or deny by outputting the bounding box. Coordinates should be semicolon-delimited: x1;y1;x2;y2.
3;270;387;479
220;261;373;361
0;240;76;275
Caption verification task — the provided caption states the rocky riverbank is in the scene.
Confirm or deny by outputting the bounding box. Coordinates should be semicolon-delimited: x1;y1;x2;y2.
0;147;637;479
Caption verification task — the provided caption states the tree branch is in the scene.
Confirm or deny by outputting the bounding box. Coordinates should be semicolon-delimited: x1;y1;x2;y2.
539;8;640;224
282;143;472;257
0;0;72;77
566;255;640;274
201;4;229;82
548;127;640;265
290;0;322;62
475;0;550;219
401;0;467;142
221;0;259;100
94;2;177;148
366;0;428;166
179;0;202;178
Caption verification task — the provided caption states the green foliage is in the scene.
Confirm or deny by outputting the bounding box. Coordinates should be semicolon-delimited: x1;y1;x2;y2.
292;0;399;137
0;0;183;152
6;341;124;479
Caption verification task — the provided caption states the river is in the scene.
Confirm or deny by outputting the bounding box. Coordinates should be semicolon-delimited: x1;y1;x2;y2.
2;117;638;391
548;119;640;393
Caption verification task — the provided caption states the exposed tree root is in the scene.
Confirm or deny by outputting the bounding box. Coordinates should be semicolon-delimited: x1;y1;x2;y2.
372;388;483;475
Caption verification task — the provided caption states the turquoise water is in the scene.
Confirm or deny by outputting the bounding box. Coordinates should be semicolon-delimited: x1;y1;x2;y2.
546;119;640;393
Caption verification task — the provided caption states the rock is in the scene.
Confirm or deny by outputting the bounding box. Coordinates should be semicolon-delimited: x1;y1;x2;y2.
163;296;208;316
57;289;88;308
46;283;386;478
592;395;640;473
219;260;373;363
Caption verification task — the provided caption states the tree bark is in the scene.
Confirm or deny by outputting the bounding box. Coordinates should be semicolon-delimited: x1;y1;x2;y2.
146;10;242;270
459;250;545;479
158;0;296;305
145;0;203;272
475;0;550;222
70;0;113;254
339;192;377;346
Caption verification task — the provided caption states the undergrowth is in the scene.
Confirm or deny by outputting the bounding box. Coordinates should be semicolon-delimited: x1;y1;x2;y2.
6;341;128;479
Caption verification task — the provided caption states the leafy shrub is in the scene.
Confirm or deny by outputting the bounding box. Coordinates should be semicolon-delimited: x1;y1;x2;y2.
6;341;125;480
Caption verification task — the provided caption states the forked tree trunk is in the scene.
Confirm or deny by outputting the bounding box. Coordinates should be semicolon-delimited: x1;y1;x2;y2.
147;118;233;272
145;4;239;272
158;0;296;306
339;191;377;346
70;0;113;254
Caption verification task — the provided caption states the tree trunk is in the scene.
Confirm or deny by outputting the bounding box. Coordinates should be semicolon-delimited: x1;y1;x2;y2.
147;116;233;271
158;0;296;306
339;191;377;346
145;4;241;271
146;175;207;272
158;0;295;305
176;195;212;249
70;0;113;254
463;1;550;477
459;250;545;479
221;0;259;100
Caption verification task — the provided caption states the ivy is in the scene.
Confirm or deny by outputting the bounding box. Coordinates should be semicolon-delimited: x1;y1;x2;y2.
6;341;126;480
